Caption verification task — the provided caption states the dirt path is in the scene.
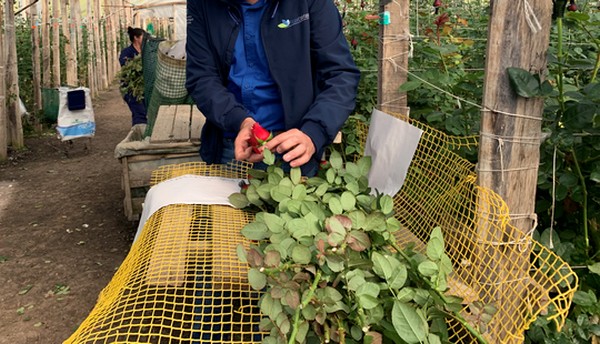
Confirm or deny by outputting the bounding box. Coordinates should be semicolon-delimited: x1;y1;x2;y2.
0;86;138;344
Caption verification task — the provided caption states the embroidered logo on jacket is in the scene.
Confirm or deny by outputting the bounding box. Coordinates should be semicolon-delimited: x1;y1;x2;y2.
277;13;309;29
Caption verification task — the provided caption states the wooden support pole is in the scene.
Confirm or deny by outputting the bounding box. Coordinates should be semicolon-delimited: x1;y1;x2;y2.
6;0;24;148
30;2;42;112
377;0;410;115
70;0;81;85
0;2;7;160
52;0;61;87
96;0;108;90
62;0;77;86
477;1;553;342
105;0;114;83
42;0;51;88
87;0;97;96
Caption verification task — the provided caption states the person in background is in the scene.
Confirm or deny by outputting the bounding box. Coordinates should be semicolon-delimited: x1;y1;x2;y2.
185;0;360;176
119;27;147;126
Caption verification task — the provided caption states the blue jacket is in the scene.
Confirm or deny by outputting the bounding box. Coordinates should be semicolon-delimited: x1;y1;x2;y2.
186;0;360;173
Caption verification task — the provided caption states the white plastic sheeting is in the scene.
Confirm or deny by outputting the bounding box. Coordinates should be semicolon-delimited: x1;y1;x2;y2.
130;0;187;40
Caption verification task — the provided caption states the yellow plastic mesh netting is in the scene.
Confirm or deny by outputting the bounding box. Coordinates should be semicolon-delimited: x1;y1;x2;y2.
65;117;577;344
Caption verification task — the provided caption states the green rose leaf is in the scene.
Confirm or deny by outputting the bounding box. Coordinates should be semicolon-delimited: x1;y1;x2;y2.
290;167;302;185
326;254;345;272
347;230;371;252
348;274;366;292
328;196;343;215
296;320;309;343
329;150;343;170
292;245;312;265
292;184;307;201
389;264;408;289
418;261;439;277
236;244;248;263
507;67;540;98
341;191;357;211
271;185;292;203
356;282;380;309
326;168;336;184
315;183;329;197
348;211;366;229
392;301;428;343
372;251;393;280
302;303;317;320
264;250;281;267
357;156;372;177
364;212;386;232
263;213;285;234
379;195;394;215
426;227;444;261
263;148;276;165
256;184;273;201
246;185;264;207
248;268;267;290
241;222;270;241
228;193;250;209
588;262;600;276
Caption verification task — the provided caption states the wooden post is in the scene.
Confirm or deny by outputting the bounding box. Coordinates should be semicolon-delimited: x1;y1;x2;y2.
477;1;553;342
62;0;77;86
377;0;410;115
96;0;108;90
0;2;7;160
105;0;114;83
6;0;24;148
42;0;51;88
87;0;98;96
52;0;61;87
30;2;43;113
70;0;82;85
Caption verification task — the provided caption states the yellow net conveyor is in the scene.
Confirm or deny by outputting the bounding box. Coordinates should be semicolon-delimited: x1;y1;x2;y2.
65;118;577;344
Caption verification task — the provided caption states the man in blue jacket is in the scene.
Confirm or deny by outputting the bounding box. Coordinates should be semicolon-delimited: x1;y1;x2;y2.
186;0;360;175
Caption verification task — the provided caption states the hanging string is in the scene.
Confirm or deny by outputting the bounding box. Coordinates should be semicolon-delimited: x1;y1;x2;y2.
522;0;542;34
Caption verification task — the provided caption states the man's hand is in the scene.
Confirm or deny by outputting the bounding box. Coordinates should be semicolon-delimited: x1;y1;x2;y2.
265;129;316;168
234;118;264;162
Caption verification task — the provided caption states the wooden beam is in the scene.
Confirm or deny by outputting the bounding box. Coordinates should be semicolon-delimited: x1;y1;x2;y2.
377;0;410;115
477;1;553;342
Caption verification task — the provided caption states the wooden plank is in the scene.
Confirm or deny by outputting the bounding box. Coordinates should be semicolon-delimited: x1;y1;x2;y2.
190;106;206;144
172;105;191;142
150;105;178;143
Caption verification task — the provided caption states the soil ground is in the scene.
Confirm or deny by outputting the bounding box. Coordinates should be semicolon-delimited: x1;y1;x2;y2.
0;86;139;344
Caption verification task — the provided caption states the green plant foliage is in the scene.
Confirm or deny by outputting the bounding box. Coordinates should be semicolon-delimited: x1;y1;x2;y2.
229;151;489;343
117;54;144;101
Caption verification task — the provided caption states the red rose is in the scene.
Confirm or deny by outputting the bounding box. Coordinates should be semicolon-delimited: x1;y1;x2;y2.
251;122;272;144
